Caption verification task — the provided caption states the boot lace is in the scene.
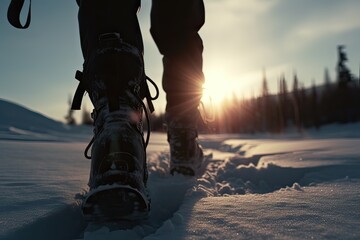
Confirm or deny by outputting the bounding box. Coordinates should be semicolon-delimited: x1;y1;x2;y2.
84;75;159;159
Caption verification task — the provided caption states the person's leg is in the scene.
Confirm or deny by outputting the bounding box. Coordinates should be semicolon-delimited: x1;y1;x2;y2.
150;0;205;175
78;0;143;59
75;0;150;220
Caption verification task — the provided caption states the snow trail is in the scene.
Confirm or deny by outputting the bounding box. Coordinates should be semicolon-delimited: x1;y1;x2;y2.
1;133;360;239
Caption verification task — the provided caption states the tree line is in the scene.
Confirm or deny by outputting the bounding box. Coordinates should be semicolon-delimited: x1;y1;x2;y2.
150;46;360;133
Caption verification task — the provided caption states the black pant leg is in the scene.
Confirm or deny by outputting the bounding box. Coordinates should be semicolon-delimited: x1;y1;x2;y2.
77;0;143;60
150;0;205;123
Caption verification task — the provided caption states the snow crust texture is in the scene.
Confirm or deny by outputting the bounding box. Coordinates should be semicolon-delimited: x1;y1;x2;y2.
1;132;360;240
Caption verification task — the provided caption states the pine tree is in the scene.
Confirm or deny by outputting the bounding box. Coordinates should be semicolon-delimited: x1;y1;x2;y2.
310;80;320;129
324;67;332;89
299;83;309;127
292;72;301;131
260;69;269;131
321;67;334;124
277;77;284;132
279;74;289;129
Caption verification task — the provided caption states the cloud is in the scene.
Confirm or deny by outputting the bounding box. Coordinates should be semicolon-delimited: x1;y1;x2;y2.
206;0;279;26
285;3;360;50
202;0;281;63
207;0;280;13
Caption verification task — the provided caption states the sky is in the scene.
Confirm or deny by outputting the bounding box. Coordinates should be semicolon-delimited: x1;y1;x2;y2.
1;0;360;122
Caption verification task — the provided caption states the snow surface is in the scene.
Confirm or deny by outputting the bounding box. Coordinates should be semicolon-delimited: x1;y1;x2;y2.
0;98;91;142
0;99;360;239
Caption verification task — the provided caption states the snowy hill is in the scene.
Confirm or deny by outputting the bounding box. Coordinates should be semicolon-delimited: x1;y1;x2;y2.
0;98;65;132
0;98;91;141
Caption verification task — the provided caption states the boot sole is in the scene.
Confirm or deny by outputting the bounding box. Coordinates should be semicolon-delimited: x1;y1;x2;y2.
82;184;150;223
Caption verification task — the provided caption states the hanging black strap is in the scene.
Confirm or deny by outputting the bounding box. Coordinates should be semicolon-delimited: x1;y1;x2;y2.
144;76;159;113
7;0;32;29
71;70;86;110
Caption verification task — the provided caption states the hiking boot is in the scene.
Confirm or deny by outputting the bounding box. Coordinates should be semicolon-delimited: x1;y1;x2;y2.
88;101;147;193
71;33;157;221
82;101;150;221
168;126;204;176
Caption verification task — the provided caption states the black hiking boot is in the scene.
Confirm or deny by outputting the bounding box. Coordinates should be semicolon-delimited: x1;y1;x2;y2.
72;33;157;222
167;117;204;176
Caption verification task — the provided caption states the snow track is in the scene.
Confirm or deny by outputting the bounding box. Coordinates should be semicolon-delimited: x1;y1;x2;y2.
1;131;360;239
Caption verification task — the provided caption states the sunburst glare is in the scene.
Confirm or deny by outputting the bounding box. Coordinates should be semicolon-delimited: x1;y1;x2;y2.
202;69;235;106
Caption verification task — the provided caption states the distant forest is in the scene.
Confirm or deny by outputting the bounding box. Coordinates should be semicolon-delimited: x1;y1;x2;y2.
67;46;360;134
150;46;360;133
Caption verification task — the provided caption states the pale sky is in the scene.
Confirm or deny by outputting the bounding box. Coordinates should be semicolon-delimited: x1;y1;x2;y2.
1;0;360;122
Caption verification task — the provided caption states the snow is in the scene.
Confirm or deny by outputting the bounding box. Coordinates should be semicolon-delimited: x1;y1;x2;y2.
0;99;360;240
0;98;91;142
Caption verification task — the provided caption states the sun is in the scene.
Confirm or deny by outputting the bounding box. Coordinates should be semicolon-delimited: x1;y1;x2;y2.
202;69;234;105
